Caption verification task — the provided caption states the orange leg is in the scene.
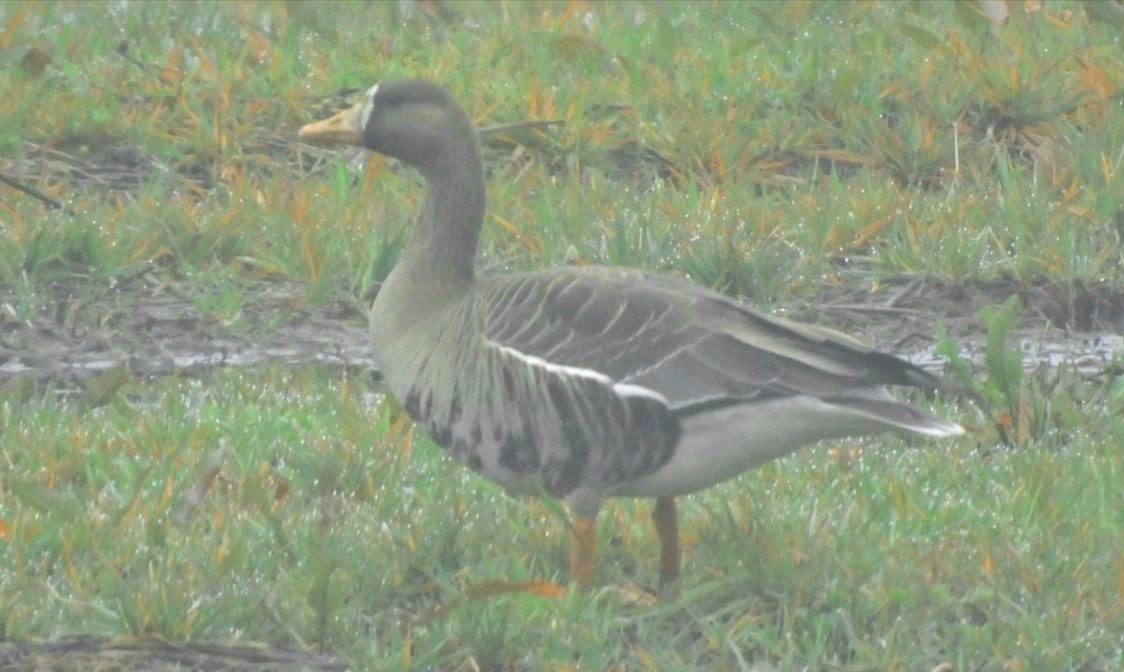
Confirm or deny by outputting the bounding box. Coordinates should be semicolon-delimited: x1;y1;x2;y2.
652;497;680;588
569;515;597;587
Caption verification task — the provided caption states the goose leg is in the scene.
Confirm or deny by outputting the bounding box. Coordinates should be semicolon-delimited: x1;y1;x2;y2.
569;515;597;586
652;497;680;587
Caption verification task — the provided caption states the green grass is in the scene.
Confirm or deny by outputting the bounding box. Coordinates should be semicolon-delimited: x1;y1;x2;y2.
2;1;1121;297
1;365;1121;669
1;1;1123;669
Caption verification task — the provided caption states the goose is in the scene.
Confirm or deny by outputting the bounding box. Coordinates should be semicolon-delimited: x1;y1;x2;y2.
298;80;965;588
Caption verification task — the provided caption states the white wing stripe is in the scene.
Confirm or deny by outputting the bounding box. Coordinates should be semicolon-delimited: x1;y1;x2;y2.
612;382;670;405
485;338;613;385
485;338;668;405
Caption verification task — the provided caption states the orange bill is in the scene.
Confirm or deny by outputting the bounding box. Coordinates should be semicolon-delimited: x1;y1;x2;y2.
299;101;365;145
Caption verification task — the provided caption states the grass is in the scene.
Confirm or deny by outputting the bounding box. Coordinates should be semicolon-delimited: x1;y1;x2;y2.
1;1;1122;669
2;1;1121;297
1;364;1121;669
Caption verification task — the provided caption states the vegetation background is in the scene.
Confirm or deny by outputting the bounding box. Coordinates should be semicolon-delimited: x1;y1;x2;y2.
0;1;1121;670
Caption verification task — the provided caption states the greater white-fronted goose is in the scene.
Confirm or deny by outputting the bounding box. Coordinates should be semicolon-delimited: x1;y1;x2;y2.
299;80;965;588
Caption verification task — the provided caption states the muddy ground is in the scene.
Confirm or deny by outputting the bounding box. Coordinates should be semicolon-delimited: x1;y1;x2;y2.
2;272;1121;386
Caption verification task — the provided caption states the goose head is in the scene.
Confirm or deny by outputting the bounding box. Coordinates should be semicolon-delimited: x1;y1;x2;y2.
299;79;478;179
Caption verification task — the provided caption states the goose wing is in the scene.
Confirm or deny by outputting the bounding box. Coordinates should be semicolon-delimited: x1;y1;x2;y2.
477;266;961;434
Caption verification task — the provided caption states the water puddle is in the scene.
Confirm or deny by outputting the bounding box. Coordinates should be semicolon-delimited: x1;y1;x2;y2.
911;332;1122;376
2;327;1118;382
2;280;1120;383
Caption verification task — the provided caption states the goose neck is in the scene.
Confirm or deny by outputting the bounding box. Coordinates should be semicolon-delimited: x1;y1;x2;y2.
405;147;485;284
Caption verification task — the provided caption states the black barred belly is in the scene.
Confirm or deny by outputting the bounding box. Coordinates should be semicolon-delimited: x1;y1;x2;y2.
402;382;545;495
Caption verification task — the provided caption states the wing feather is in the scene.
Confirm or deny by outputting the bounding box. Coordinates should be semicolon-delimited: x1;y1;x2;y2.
477;266;960;426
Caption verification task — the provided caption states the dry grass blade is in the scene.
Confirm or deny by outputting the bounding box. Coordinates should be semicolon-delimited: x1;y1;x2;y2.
0;636;347;672
0;169;75;215
418;580;567;624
